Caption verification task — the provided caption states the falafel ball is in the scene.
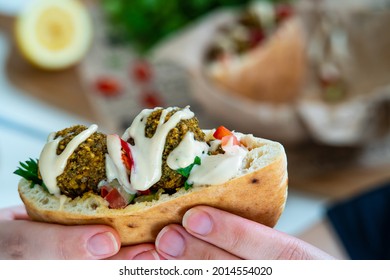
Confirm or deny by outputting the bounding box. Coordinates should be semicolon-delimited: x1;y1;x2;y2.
144;108;206;193
54;125;107;198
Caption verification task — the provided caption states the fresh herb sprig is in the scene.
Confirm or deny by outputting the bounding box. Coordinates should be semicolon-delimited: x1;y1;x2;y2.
14;158;48;191
176;156;201;190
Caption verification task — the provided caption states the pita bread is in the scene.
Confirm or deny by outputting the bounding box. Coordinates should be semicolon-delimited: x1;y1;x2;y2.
18;132;288;246
207;17;306;104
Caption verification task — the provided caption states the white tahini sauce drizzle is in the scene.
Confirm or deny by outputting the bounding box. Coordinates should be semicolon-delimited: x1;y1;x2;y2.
122;106;194;192
188;142;247;186
37;111;249;198
167;132;209;170
38;124;98;195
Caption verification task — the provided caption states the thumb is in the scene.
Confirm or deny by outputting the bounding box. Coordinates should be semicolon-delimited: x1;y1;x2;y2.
182;206;335;260
0;220;120;259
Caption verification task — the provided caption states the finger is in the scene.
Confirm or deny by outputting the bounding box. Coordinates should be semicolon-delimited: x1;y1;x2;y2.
182;206;335;260
0;205;30;220
155;224;240;260
0;220;120;260
107;244;162;260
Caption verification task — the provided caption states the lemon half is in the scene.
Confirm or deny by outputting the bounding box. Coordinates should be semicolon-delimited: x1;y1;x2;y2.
15;0;92;70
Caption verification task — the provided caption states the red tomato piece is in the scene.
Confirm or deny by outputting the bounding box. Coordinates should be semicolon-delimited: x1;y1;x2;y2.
221;135;239;146
104;188;127;209
213;126;233;140
214;126;239;146
249;29;265;48
100;185;112;198
137;189;151;196
275;4;294;23
132;60;152;83
120;138;133;171
95;77;122;97
141;89;163;108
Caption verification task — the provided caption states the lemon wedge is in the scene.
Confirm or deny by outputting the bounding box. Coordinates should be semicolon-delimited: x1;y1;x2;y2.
15;0;92;70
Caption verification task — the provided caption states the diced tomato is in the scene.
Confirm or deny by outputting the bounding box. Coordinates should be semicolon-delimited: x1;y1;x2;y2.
137;189;151;196
102;187;127;209
221;135;239;146
275;4;294;23
100;185;112;198
120;138;133;171
141;89;164;108
213;126;232;139
213;126;239;146
249;29;265;48
121;153;132;170
132;60;152;83
95;77;122;97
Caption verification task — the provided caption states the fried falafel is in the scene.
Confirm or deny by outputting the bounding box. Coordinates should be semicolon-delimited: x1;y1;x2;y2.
143;108;206;192
54;125;107;198
36;108;207;199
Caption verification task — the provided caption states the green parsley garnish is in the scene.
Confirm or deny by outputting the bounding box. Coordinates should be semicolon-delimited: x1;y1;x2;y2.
183;181;193;191
176;156;201;190
14;158;48;192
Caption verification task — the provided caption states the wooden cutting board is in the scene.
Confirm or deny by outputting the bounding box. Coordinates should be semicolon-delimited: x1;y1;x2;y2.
0;14;99;123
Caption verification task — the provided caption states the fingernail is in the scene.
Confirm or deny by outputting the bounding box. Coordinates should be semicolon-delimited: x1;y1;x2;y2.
133;249;160;260
183;208;213;235
87;232;119;256
156;227;185;257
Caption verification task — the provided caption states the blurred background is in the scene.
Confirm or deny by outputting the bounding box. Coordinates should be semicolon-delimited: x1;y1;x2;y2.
0;0;389;259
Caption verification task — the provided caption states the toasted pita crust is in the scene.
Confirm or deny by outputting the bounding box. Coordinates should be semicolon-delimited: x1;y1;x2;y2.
18;133;288;246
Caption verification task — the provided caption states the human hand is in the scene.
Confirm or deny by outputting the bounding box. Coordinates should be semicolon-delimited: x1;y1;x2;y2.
0;205;121;259
152;206;335;260
1;205;334;260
